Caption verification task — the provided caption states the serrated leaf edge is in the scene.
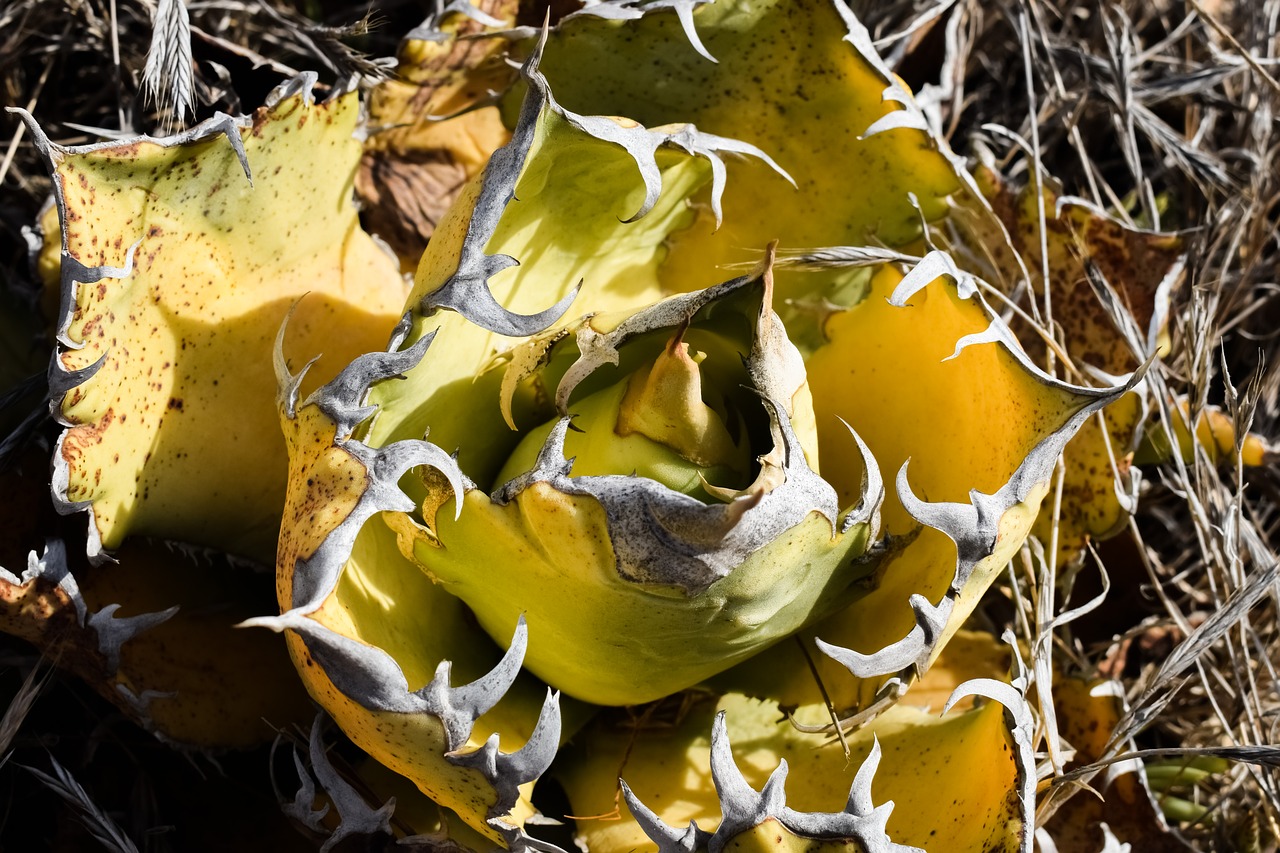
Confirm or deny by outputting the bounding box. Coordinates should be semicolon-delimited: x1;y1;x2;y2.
815;250;1142;683
622;711;922;853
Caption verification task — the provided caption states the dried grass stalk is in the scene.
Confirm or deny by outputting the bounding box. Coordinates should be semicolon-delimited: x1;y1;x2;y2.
141;0;194;130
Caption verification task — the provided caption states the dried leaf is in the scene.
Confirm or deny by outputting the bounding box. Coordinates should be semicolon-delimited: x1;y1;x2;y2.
1044;679;1192;853
359;0;519;268
0;447;313;748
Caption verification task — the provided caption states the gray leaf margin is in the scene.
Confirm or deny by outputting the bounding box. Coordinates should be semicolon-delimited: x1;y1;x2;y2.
251;318;563;850
247;22;795;851
480;0;717;65
565;0;719;64
0;539;180;727
285;714;398;853
622;712;921;853
397;28;790;345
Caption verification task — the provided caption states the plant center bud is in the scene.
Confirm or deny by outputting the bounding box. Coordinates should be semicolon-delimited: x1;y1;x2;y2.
616;336;743;468
494;332;754;499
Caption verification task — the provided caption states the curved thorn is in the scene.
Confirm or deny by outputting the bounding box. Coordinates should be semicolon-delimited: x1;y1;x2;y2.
848;736;881;816
48;351;108;401
87;603;179;674
838;418;884;533
426;269;581;339
708;711;757;814
622;780;708;853
438;615;529;721
670;0;716;62
306;329;438;438
56;247;141;347
621;779;685;843
274;299;319;419
759;760;789;814
306;713;396;852
500;688;562;785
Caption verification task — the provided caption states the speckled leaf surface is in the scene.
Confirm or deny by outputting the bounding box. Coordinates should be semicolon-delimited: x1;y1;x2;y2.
21;80;407;563
965;168;1181;375
250;3;1142;850
396;266;879;706
719;260;1131;709
0;496;312;750
253;338;566;846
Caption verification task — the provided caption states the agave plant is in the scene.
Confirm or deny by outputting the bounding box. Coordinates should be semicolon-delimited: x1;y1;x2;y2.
247;3;1154;849
7;0;1199;850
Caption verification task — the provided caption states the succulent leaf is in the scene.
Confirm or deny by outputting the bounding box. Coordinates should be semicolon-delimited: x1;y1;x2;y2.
361;54;749;476
0;534;312;748
262;327;567;844
948;169;1184;559
255;3;1149;848
559;683;1035;853
520;0;961;315
18;78;407;563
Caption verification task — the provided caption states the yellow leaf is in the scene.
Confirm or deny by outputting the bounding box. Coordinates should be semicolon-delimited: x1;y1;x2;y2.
526;0;961;308
0;461;312;748
951;169;1184;559
258;353;573;844
395;268;876;707
720;262;1124;709
24;83;407;563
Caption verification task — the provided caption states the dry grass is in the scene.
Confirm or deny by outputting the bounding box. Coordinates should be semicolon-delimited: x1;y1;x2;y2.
879;0;1280;847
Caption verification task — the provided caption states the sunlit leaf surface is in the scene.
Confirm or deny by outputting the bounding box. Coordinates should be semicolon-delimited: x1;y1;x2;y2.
26;83;407;563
